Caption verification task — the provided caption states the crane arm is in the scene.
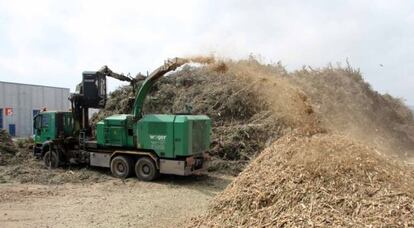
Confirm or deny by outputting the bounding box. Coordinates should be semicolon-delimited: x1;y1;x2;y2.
98;65;136;83
70;66;142;136
133;57;188;118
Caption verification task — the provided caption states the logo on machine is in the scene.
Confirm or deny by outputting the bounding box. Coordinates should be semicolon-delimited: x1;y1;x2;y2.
149;135;166;150
149;135;167;141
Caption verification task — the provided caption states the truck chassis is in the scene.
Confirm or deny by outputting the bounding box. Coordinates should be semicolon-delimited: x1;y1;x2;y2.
34;139;207;181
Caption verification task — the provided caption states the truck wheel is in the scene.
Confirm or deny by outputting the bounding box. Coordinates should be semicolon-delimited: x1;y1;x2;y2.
43;151;59;168
135;157;159;181
111;156;132;179
33;146;41;159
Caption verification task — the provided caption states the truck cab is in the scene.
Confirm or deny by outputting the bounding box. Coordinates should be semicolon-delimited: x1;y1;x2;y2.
33;111;74;157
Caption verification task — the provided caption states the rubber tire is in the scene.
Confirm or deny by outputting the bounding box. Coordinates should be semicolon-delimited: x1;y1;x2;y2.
43;151;59;169
33;146;41;158
110;156;133;179
135;157;159;181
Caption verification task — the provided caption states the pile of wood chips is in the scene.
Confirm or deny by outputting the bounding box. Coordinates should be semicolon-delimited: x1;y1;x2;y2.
0;129;17;156
192;133;414;227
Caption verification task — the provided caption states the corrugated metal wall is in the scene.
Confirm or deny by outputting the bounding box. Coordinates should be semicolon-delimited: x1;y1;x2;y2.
0;81;70;137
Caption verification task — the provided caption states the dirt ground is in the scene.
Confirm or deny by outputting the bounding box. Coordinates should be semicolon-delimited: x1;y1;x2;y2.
0;174;232;228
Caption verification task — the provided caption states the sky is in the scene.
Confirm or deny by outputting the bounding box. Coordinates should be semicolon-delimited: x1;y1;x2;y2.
0;0;413;104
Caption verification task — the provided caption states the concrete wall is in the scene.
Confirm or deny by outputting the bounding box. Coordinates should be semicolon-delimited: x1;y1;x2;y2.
0;81;70;137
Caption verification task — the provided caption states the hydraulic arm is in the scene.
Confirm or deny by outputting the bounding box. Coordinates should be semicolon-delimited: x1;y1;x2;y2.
97;65;144;85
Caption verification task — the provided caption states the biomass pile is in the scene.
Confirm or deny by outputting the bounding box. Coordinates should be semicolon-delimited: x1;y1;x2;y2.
168;57;414;226
290;64;414;156
192;133;414;227
0;129;18;165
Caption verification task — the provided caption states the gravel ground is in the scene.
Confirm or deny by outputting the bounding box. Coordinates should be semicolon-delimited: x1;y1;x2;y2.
0;174;232;228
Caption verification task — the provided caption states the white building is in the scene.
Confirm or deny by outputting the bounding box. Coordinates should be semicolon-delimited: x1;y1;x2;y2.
0;81;70;137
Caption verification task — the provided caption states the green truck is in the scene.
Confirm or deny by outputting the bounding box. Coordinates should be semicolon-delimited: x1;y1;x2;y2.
33;58;211;181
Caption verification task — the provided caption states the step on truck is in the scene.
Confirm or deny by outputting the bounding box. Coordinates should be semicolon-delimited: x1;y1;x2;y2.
33;58;211;181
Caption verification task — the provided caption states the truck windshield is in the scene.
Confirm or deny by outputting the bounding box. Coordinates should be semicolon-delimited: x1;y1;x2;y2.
42;115;49;127
34;115;42;130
